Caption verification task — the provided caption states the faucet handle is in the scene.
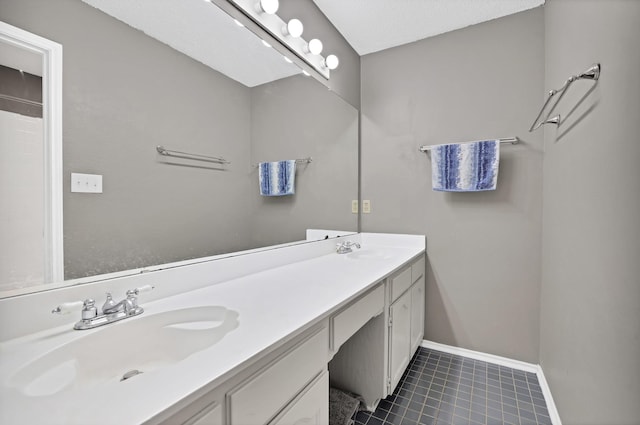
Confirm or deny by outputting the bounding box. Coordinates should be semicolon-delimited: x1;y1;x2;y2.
81;299;98;320
126;285;154;309
132;285;155;295
52;300;84;315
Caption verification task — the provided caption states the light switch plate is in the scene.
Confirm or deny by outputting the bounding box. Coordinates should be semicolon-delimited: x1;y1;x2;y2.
71;173;103;193
351;200;358;214
363;200;371;214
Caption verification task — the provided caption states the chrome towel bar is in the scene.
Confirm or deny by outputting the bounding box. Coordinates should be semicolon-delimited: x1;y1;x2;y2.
419;137;519;152
252;157;312;168
156;146;230;164
529;63;601;132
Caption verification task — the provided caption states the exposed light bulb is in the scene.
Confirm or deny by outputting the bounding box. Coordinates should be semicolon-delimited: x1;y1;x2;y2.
302;70;310;77
307;39;323;55
282;19;303;38
324;54;339;70
257;0;279;14
233;19;245;27
261;40;271;48
283;56;293;64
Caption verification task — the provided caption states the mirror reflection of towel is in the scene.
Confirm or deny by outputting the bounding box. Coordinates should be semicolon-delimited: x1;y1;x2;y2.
258;160;296;196
431;140;500;192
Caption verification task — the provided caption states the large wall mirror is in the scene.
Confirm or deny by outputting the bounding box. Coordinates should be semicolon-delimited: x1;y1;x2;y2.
0;0;358;298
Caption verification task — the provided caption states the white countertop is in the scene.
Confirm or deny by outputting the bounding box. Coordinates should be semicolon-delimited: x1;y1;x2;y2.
0;233;425;424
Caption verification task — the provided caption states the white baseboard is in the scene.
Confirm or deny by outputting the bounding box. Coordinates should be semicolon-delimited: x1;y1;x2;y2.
420;340;539;373
420;340;562;425
534;363;562;425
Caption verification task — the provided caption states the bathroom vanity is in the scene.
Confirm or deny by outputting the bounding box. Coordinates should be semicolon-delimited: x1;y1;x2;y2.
0;233;425;425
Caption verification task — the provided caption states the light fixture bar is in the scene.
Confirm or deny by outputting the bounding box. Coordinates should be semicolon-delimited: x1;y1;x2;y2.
227;0;330;79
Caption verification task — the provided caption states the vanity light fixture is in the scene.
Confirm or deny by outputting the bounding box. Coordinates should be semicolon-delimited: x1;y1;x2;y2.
307;38;323;55
282;19;303;38
324;54;339;70
257;0;278;15
228;0;338;79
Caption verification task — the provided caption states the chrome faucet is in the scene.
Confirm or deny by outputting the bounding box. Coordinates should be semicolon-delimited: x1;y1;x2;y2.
336;241;361;254
102;290;138;315
52;285;154;330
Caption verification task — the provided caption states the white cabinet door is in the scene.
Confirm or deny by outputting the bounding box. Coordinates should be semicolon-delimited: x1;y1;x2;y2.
389;290;411;392
271;372;329;425
410;277;425;354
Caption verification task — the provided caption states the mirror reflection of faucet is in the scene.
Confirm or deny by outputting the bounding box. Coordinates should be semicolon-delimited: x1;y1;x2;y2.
336;241;361;254
51;285;154;330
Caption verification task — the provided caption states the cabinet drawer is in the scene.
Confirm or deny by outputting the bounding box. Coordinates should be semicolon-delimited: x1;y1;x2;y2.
184;402;223;425
390;266;412;302
270;371;329;425
411;255;425;283
228;327;328;425
332;284;384;351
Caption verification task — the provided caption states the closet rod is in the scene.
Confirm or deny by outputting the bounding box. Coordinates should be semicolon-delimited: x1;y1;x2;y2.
419;137;519;152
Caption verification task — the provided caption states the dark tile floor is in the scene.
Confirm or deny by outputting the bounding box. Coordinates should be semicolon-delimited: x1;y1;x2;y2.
354;347;552;425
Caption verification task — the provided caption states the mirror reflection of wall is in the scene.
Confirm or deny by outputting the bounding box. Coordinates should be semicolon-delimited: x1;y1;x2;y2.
0;0;359;295
0;63;44;292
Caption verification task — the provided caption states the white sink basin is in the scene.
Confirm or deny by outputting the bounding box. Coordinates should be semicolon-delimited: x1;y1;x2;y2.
8;306;239;397
345;249;393;261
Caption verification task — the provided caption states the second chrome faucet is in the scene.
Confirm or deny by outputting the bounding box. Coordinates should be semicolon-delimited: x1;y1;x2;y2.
336;241;361;254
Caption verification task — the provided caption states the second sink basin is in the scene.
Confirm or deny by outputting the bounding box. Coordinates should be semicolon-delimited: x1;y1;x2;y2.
8;306;239;397
345;248;393;261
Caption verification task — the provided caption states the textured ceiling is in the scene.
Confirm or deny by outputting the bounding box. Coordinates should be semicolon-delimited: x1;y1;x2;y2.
80;0;545;85
311;0;545;55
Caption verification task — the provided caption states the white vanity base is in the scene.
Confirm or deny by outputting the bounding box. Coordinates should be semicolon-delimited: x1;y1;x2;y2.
0;232;425;425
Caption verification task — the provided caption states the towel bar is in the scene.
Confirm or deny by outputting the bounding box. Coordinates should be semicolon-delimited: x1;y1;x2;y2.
529;63;600;132
252;157;312;168
156;146;230;164
419;137;519;152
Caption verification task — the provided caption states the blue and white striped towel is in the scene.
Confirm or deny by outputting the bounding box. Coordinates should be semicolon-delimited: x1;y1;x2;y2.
258;160;296;196
431;140;500;192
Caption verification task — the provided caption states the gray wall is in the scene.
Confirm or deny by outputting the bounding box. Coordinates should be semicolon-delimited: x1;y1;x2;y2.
361;8;545;363
250;75;358;246
540;0;640;423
